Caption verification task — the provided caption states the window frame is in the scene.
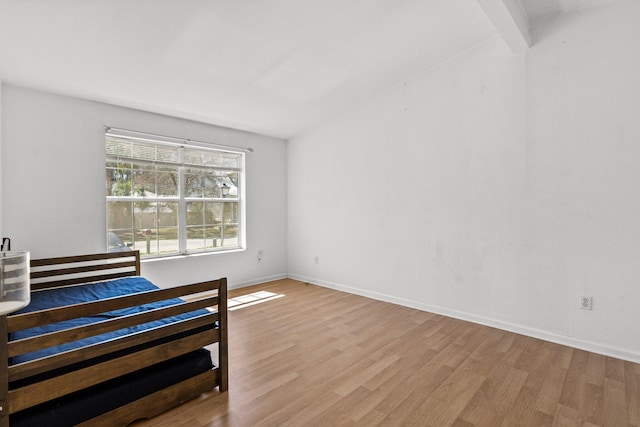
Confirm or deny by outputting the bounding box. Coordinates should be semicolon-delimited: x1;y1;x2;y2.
106;132;246;258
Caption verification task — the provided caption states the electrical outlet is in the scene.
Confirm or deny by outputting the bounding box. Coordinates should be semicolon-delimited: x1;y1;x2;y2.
580;296;593;310
257;250;263;263
315;256;319;264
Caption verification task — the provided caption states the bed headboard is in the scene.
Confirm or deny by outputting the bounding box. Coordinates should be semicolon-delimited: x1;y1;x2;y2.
30;251;141;291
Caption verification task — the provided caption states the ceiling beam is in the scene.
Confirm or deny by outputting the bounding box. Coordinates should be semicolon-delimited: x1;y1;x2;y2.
476;0;530;54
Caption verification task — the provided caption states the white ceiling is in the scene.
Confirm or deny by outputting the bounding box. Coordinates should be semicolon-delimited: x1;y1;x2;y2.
0;0;617;139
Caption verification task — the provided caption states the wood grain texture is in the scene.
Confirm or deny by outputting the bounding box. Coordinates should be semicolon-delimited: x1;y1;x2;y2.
30;250;140;290
133;279;640;427
0;317;8;427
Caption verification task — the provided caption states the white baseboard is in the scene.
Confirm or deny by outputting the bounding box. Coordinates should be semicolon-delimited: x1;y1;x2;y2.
229;273;288;290
288;273;640;365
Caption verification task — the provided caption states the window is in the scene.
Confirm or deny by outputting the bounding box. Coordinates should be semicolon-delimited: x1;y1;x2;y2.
106;131;244;258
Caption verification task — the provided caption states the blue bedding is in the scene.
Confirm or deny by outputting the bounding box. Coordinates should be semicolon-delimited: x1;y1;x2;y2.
11;276;210;364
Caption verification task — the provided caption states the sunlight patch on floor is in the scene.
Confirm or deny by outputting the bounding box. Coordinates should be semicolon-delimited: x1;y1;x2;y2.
228;291;284;311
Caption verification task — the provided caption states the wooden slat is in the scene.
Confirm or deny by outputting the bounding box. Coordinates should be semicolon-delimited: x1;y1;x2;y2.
30;260;137;279
135;253;141;277
75;369;219;427
9;329;213;413
31;271;137;291
30;251;139;268
8;313;219;382
7;280;221;332
8;296;218;357
218;277;228;392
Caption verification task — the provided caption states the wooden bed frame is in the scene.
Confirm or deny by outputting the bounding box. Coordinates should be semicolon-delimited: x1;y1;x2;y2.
0;250;228;426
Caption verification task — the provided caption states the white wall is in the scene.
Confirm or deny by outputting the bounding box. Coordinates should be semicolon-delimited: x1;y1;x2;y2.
288;0;640;362
0;78;3;241
1;85;287;288
524;0;640;358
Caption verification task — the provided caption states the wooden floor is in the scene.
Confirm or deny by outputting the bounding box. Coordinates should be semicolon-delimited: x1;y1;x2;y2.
134;279;640;427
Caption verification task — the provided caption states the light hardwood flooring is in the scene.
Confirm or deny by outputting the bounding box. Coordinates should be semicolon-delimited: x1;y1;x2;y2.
134;278;640;426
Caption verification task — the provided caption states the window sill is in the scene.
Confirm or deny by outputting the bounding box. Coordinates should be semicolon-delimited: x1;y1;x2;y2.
140;248;246;263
